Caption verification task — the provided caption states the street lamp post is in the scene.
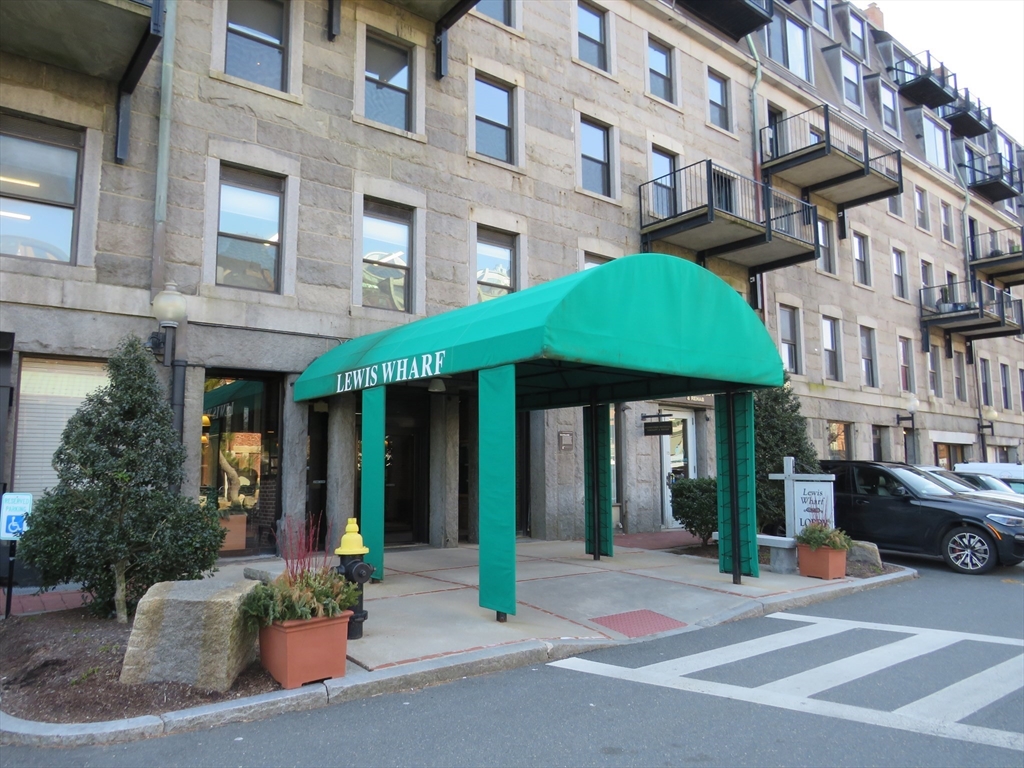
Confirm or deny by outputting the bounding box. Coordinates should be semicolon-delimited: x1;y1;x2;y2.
149;282;188;441
978;404;997;460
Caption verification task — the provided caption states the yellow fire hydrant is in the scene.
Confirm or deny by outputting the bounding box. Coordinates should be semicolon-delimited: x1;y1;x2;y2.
335;517;374;639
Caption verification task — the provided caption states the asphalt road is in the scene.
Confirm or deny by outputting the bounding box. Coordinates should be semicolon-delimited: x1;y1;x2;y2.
5;556;1023;768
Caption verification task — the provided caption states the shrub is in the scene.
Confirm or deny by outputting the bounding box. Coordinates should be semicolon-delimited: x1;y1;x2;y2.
670;477;718;545
18;335;224;622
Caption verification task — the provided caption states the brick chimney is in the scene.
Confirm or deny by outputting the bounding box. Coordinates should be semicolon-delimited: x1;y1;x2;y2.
865;3;884;30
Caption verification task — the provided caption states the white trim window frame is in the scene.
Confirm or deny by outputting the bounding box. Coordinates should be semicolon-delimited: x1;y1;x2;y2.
576;112;619;200
860;325;878;388
892;247;908;299
898;335;915;393
817;218;836;274
575;1;614;75
215;165;285;293
980;357;992;407
474;0;520;29
811;0;831;33
940;201;955;244
779;304;802;375
474;226;517;302
473;75;513;165
822;315;842;381
354;21;427;140
211;0;304;98
841;53;863;110
202;140;299;297
928;343;943;397
1000;363;1012;411
848;12;867;62
764;12;811;81
888;189;903;217
923;116;950;173
707;69;731;131
647;36;674;104
880;82;900;137
853;231;871;286
915;186;930;231
954;350;967;401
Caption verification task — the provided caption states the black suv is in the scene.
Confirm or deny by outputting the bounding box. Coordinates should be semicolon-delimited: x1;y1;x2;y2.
820;461;1024;574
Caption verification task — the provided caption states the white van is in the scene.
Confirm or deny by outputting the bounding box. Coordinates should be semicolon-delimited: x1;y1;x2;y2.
954;463;1024;494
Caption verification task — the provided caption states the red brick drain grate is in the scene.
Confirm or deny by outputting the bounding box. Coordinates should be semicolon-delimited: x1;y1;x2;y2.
589;609;687;638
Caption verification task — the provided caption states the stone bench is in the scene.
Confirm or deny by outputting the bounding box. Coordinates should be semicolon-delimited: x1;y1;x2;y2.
711;532;798;574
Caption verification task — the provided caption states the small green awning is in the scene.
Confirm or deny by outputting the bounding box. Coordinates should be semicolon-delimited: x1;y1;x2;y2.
295;253;783;406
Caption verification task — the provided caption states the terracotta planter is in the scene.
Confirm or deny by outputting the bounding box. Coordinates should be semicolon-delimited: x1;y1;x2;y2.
258;612;352;689
219;514;247;551
797;544;847;580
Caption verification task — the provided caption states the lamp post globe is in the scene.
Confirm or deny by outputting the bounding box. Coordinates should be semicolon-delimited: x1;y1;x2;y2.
151;282;187;328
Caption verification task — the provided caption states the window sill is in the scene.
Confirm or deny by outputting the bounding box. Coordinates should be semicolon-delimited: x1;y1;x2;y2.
815;267;842;280
574;186;622;206
199;283;297;307
0;255;97;281
915;225;933;236
352;114;427;143
572;57;618;83
350;304;423;323
886;210;904;222
882;126;901;140
468;151;525;175
208;70;303;105
705;121;739;141
893;294;913;305
854;281;875;291
646;92;681;114
940;236;956;247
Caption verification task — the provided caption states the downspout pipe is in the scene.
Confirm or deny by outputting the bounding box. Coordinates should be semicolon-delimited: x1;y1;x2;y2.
746;34;765;312
151;0;177;301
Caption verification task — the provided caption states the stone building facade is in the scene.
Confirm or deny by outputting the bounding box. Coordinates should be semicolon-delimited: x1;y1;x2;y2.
1;0;1021;557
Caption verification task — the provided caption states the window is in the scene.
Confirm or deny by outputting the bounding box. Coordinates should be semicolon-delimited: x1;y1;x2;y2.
892;248;907;298
842;55;861;108
577;2;607;71
225;0;286;91
1001;363;1012;410
648;39;673;102
365;36;411;131
860;326;877;387
923;117;949;172
822;316;841;381
580;118;610;197
888;190;903;217
811;0;830;30
849;14;866;59
980;358;992;407
362;200;411;311
954;351;966;401
1019;368;1024;412
651;147;676;219
817;219;835;273
0;118;82;263
765;14;809;80
476;227;515;302
915;187;929;230
708;71;729;130
853;232;871;285
871;425;884;461
475;77;512;163
476;0;511;26
898;336;914;392
216;167;283;292
881;84;899;133
929;344;942;396
779;305;801;374
940;201;954;243
921;260;933;291
584;252;610;269
828;422;851;460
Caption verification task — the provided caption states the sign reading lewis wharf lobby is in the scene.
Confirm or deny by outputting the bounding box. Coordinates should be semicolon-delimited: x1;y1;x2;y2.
336;350;448;393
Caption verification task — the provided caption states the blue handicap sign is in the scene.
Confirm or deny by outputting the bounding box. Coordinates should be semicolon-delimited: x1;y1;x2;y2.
1;493;33;541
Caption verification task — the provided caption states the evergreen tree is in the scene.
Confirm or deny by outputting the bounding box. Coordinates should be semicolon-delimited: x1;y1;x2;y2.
19;335;224;622
754;375;820;534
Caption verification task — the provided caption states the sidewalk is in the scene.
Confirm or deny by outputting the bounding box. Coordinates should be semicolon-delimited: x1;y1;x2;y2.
1;532;916;746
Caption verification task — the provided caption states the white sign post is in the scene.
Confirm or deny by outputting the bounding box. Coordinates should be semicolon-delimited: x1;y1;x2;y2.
768;457;835;538
1;493;32;541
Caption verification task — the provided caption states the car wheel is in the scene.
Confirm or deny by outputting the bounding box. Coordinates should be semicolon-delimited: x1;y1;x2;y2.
941;526;997;574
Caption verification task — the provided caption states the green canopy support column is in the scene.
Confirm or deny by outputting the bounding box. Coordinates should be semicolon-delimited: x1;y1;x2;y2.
361;386;386;580
583;402;614;558
715;391;759;581
478;365;516;620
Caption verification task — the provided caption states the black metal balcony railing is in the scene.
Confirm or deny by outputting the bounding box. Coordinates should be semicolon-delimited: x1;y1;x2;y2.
937;89;994;139
890;51;957;108
968;226;1024;288
963;153;1024;203
639;159;815;247
921;280;1023;327
970;227;1024;262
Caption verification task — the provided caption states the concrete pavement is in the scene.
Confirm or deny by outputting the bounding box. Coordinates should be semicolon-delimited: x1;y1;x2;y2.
0;532;916;746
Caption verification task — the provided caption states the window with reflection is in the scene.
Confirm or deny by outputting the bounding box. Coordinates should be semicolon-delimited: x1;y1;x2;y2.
577;2;607;71
362;200;411;311
475;77;512;163
476;227;515;301
217;167;283;292
226;0;286;90
0;116;81;263
580;118;610;196
476;0;511;26
648;39;673;102
366;36;411;131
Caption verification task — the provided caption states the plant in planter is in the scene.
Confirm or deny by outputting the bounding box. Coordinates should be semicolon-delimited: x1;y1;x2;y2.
240;518;358;689
794;519;852;580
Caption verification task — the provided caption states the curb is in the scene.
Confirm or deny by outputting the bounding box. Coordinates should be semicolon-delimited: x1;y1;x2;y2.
0;567;913;747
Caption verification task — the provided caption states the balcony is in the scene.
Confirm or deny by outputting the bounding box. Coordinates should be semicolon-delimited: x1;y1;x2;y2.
920;280;1023;351
760;105;902;210
937;90;993;139
0;0;160;82
969;227;1024;288
672;0;774;42
639;160;818;274
890;51;957;108
964;153;1024;204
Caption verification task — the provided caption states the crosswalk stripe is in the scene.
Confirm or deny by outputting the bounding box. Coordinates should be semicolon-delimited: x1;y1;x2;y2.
893;654;1024;723
638;621;850;677
767;613;1024;647
758;632;962;697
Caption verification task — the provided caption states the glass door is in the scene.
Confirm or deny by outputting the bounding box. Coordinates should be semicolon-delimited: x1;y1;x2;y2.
661;409;696;527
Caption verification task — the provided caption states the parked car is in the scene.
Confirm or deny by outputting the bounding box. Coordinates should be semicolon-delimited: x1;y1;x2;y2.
952;472;1020;496
914;465;1024;507
954;463;1024;495
820;460;1024;574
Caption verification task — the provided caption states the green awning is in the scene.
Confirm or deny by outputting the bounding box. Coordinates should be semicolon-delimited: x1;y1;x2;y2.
295;253;783;405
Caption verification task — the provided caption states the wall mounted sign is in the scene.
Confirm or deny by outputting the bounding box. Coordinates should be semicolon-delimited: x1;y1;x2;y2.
644;421;673;436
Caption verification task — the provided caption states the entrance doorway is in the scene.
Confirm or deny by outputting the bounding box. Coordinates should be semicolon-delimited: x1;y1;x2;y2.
306;403;329;549
660;409;696;527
